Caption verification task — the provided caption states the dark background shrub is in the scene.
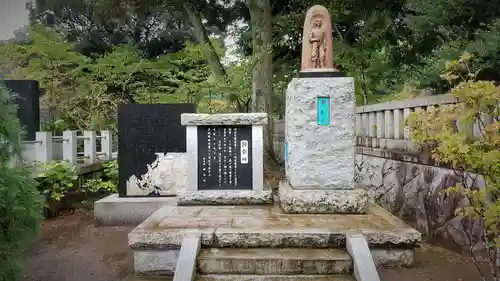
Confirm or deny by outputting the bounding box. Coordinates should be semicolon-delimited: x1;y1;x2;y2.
0;83;43;281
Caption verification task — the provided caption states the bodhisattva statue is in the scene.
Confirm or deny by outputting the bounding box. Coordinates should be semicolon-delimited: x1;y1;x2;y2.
300;5;335;72
309;16;327;68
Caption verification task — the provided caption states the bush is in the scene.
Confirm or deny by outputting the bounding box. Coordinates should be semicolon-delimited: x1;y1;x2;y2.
0;84;44;281
35;161;78;217
83;159;118;194
407;52;499;280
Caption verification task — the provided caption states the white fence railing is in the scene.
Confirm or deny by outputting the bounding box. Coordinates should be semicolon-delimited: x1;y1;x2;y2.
21;130;116;166
355;94;457;149
354;94;496;150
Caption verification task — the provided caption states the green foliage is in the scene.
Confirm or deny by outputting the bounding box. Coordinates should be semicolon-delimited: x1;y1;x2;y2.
83;160;119;194
0;84;44;281
233;0;500;105
26;0;239;58
35;161;78;217
407;53;499;280
84;179;116;194
0;26;212;132
0;42;30;79
174;55;254;113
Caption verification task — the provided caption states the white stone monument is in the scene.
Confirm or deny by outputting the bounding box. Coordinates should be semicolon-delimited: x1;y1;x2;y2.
177;113;272;205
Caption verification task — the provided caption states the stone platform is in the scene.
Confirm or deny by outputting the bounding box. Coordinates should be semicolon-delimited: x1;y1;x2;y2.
129;203;421;275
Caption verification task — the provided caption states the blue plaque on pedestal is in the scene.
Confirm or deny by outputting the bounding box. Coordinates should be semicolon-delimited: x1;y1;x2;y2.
317;96;330;125
285;141;288;161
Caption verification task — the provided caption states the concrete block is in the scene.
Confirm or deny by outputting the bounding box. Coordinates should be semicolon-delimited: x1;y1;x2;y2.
134;249;179;276
94;194;177;226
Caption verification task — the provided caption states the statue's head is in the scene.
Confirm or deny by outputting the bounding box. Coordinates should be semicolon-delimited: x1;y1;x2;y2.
312;17;323;27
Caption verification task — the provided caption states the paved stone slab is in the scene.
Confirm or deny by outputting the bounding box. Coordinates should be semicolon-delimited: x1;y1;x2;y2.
177;190;272;206
279;180;368;214
129;203;421;251
181;113;268;126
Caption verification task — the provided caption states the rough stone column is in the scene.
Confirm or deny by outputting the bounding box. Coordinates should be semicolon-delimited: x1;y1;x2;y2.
280;77;368;214
285;77;356;190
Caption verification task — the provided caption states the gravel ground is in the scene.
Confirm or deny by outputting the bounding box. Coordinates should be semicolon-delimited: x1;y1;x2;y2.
24;209;489;281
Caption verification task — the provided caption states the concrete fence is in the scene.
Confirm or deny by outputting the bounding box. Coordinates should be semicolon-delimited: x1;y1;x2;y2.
20;130;116;166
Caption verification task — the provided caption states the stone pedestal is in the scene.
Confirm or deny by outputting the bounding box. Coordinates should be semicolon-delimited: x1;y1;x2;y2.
286;77;355;189
281;77;368;213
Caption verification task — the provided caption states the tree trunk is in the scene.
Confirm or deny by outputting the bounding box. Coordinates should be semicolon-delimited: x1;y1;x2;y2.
361;69;369;105
247;0;275;161
183;2;227;79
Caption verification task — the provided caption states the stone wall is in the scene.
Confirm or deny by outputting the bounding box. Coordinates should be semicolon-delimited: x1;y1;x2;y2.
355;150;486;255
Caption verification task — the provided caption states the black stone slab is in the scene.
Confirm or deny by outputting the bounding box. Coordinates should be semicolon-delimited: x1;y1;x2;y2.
197;125;253;190
2;80;40;140
118;103;195;197
298;70;345;78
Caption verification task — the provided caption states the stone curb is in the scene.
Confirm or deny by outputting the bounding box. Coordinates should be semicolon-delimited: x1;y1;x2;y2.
177;190;273;205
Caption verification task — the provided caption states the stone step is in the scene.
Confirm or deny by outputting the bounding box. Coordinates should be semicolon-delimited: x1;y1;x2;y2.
197;248;352;275
196;274;355;281
122;276;173;281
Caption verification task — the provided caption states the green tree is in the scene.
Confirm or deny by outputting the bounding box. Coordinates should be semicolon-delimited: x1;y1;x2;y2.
1;25;212;132
0;84;44;281
20;26;89;130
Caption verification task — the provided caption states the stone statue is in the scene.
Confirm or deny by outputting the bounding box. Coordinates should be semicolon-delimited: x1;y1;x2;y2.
301;5;334;72
309;15;327;68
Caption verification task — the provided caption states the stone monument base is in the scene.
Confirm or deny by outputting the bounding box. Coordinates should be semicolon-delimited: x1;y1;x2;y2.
177;188;272;206
278;180;369;214
128;202;421;276
93;194;177;226
299;68;345;78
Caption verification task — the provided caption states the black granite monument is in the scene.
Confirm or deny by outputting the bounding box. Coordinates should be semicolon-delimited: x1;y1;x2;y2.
2;80;40;140
118;103;195;197
197;125;253;190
